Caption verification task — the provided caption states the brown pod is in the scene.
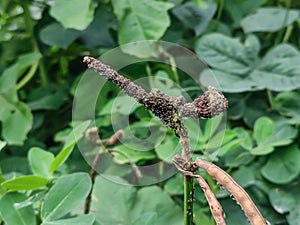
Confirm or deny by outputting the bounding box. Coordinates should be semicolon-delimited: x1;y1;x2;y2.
195;159;267;225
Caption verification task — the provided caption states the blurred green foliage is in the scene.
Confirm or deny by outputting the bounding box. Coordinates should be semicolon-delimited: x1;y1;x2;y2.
0;0;300;225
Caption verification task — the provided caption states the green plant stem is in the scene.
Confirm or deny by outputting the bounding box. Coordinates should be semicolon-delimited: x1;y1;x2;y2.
168;55;180;84
184;175;194;225
16;62;39;90
146;63;155;89
282;24;293;43
275;0;292;45
38;58;48;86
267;89;275;110
215;0;224;30
19;1;48;87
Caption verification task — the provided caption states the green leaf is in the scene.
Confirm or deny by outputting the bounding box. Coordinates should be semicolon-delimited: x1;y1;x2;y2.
0;192;36;225
0;156;30;175
250;145;274;155
195;33;251;75
172;1;217;35
0;52;40;145
132;212;157;225
224;146;254;167
266;122;297;147
49;120;91;173
287;205;300;225
275;91;300;124
241;7;299;33
1;175;48;191
250;56;300;91
49;142;75;173
39;23;81;49
41;173;92;222
79;8;115;50
231;166;256;188
150;71;182;96
253;117;274;145
113;144;156;164
99;95;139;115
251;119;296;155
269;187;297;214
203;114;223;141
92;176;136;224
193;207;212;225
0;52;42;95
164;173;183;195
205;129;231;151
249;44;300;91
218;138;243;156
0;140;7;151
243;96;269;127
92;176;182;225
28;84;68;110
261;43;300;62
155;135;181;163
199;69;263;93
244;34;260;62
261;145;300;184
185;119;204;150
112;0;173;57
233;127;252;150
41;214;95;225
132;186;183;225
224;0;264;28
28;147;54;178
0;100;33;145
49;0;94;30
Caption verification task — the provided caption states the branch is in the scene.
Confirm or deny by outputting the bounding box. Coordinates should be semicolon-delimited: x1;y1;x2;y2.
83;56;227;160
83;56;228;135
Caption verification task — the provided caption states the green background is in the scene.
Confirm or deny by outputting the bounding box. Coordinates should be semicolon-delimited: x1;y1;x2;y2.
0;0;300;225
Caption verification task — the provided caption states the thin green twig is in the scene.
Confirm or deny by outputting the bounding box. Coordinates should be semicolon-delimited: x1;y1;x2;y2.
184;176;194;225
267;89;275;111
